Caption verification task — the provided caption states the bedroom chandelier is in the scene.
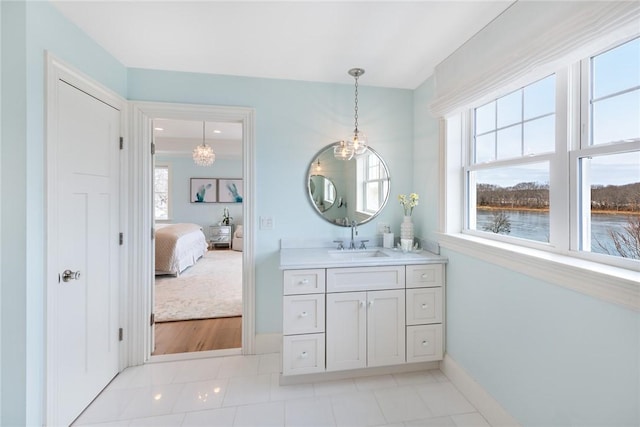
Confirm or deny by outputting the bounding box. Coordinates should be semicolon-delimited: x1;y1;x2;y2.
334;67;368;161
192;121;215;166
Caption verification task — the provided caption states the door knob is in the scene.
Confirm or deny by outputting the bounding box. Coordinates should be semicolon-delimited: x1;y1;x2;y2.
62;269;81;282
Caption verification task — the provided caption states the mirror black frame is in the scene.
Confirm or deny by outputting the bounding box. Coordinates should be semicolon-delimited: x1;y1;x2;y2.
306;143;391;227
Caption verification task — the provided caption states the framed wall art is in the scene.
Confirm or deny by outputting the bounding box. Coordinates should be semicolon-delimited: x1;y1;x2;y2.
218;179;243;203
190;178;218;203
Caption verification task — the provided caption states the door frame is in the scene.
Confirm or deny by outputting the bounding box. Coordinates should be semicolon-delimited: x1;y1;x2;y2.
44;53;128;426
128;101;256;363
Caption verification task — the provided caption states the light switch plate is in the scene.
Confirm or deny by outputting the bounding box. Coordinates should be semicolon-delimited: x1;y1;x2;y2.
260;216;274;230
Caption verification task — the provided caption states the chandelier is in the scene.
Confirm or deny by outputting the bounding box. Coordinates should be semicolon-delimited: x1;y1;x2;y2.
335;68;368;160
192;121;215;166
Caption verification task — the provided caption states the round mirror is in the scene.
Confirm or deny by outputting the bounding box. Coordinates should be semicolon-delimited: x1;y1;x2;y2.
307;143;391;226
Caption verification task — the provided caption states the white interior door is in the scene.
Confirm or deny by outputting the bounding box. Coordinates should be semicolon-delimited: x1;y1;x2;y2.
49;78;121;426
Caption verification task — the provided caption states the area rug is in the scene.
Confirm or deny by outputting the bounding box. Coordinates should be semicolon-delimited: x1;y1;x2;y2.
154;250;242;322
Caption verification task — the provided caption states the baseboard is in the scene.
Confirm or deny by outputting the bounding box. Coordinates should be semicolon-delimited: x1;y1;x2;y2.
254;333;282;355
440;354;520;427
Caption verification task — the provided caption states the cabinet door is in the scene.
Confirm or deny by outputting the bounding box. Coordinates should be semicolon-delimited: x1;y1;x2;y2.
326;292;366;371
367;289;406;367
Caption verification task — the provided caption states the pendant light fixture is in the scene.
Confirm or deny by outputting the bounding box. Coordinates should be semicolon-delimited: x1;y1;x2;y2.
346;67;368;156
192;121;215;166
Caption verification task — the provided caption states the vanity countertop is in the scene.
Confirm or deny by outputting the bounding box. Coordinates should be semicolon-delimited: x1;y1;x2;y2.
279;247;447;269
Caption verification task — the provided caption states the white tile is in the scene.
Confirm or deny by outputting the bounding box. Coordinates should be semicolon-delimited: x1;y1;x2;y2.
373;385;433;423
126;413;185;426
74;388;140;424
105;367;140;391
124;362;183;388
223;373;271;406
270;373;315;401
416;382;476;417
181;407;237;426
72;420;130;427
172;378;228;413
451;412;492;427
430;369;450;383
258;353;281;375
392;370;438;386
217;355;260;378
354;374;397;391
285;396;336;427
233;401;285;426
119;383;185;420
313;378;357;397
172;357;223;383
330;391;386;427
405;415;457;427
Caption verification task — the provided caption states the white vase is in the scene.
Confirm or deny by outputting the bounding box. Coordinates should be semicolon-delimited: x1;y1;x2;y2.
400;215;414;242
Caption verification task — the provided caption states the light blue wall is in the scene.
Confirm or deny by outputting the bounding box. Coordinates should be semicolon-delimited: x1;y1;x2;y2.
0;1;127;425
129;69;415;333
156;155;244;232
441;250;639;426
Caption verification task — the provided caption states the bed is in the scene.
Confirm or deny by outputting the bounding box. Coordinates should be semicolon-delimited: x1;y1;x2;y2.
155;223;208;276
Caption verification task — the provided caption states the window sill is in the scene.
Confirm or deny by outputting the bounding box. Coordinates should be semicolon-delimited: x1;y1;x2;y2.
437;233;639;311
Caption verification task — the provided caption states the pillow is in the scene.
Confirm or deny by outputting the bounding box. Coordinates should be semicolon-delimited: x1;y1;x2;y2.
235;225;243;238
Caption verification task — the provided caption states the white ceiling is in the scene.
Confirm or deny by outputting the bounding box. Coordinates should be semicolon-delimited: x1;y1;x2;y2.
51;0;514;89
153;119;243;158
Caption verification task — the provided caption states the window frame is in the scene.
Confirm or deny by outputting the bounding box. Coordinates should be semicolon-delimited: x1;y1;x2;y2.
357;152;388;216
453;36;639;272
154;163;171;221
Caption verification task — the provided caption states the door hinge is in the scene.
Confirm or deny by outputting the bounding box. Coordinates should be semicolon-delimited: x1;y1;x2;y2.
118;328;123;341
119;232;124;245
150;313;155;326
151;228;155;240
151;142;156;155
119;136;124;150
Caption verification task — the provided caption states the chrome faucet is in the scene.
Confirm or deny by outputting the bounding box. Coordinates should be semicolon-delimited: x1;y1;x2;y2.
349;220;358;250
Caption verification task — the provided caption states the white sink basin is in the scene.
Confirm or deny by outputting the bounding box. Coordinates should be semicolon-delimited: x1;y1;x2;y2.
328;249;389;258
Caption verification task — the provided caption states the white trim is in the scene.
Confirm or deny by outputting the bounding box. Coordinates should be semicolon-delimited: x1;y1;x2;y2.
127;101;256;366
45;53;128;426
438;233;639;311
439;354;520;427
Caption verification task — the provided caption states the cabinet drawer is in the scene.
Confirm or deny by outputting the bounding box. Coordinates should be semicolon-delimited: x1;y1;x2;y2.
283;294;325;335
282;333;325;376
283;269;325;295
406;324;443;363
406;264;444;288
327;266;405;292
406;288;442;326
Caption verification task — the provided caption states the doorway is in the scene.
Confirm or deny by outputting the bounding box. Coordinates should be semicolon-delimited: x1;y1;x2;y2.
151;118;244;355
128;102;256;365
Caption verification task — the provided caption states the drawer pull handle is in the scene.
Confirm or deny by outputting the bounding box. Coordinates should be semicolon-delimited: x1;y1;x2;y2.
300;311;308;317
368;300;374;308
421;273;428;279
360;301;365;307
422;340;430;347
300;351;308;359
299;279;309;285
421;304;428;309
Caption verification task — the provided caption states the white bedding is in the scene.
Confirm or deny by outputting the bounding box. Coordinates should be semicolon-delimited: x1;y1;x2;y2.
155;223;208;276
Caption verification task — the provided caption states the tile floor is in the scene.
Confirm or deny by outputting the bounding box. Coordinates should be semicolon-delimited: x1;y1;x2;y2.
73;353;491;427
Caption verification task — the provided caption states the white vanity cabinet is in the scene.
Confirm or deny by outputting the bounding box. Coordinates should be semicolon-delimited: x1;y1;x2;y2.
280;248;446;379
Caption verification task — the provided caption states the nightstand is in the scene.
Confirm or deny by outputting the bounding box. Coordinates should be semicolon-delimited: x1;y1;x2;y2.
209;225;232;249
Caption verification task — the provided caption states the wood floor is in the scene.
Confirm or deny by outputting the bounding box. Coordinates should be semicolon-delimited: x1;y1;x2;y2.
152;316;242;355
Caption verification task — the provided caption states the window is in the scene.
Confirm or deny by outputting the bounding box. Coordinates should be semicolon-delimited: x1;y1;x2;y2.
467;75;556;244
576;37;640;260
460;37;640;265
154;165;170;220
357;153;389;215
